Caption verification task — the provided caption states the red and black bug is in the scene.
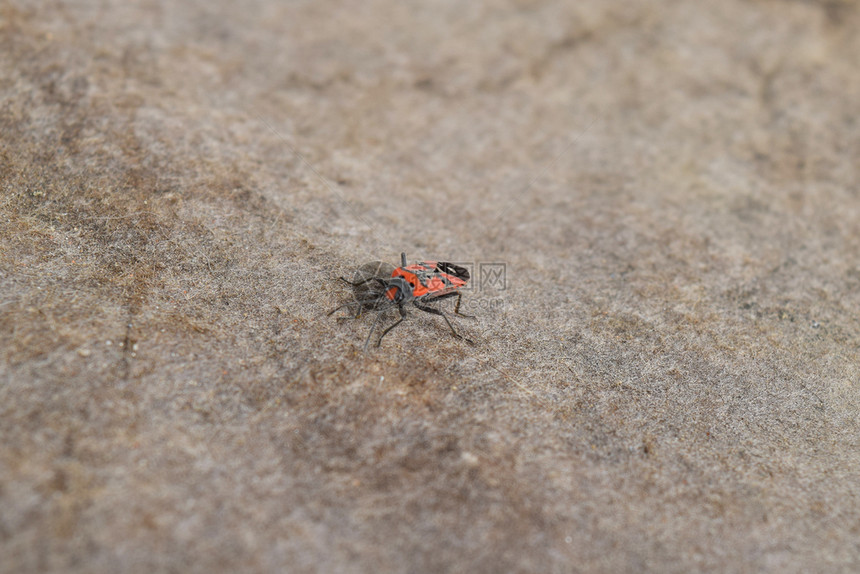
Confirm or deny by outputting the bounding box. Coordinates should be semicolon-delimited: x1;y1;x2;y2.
329;252;474;349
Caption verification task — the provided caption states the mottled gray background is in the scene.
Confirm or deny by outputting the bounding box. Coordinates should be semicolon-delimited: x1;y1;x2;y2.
2;1;859;572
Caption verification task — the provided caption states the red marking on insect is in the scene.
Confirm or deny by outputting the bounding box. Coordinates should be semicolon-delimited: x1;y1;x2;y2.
329;253;474;349
385;260;469;300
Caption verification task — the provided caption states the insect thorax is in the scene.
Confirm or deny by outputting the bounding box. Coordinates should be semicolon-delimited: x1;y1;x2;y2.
386;276;415;303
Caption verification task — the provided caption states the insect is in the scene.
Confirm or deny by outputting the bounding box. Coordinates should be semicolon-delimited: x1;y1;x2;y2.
329;252;475;349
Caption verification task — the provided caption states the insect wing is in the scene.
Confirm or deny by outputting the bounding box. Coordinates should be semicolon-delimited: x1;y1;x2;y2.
410;261;470;298
435;262;470;284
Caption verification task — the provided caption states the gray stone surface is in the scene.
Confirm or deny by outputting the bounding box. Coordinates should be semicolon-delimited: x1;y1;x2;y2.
2;1;859;572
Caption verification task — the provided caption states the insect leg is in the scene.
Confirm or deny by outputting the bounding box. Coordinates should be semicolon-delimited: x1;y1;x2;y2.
424;291;476;319
327;301;355;317
339;276;390;288
413;301;474;344
327;293;389;318
363;311;384;351
453;292;475;319
377;305;407;347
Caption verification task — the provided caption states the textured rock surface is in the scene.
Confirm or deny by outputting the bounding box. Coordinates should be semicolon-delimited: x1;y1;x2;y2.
2;1;859;572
